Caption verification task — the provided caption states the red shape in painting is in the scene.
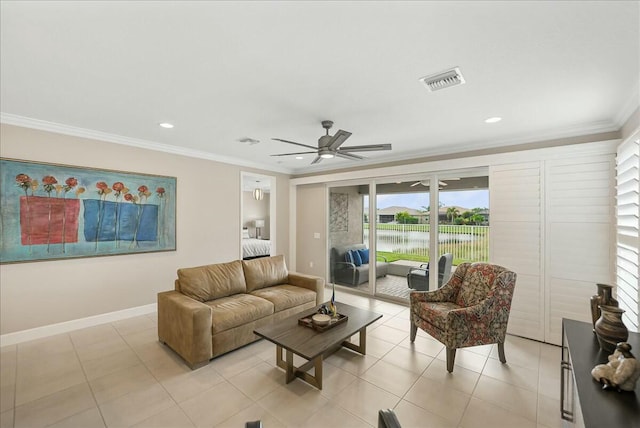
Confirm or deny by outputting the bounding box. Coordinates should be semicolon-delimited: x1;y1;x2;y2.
20;196;80;245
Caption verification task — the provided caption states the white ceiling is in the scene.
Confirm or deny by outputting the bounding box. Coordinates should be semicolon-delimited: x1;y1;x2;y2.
1;1;638;175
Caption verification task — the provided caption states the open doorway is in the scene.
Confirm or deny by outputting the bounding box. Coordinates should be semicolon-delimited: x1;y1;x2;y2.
240;172;276;260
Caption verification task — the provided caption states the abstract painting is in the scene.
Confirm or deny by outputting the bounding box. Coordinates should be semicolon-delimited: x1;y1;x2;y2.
1;158;176;263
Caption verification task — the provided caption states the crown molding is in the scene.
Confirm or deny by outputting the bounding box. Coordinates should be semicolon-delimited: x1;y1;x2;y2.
0;113;294;175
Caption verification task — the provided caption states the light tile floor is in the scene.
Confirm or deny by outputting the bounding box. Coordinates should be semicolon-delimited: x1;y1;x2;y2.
0;290;562;428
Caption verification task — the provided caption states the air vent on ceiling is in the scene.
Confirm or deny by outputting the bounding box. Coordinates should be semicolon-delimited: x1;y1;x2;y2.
419;67;465;92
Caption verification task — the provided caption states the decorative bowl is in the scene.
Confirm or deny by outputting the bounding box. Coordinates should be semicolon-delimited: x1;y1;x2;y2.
311;314;331;326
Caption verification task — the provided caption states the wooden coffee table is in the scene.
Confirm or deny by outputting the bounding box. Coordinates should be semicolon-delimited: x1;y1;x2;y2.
253;302;382;389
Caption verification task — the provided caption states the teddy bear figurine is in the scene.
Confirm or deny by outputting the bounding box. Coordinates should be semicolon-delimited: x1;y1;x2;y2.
591;342;640;392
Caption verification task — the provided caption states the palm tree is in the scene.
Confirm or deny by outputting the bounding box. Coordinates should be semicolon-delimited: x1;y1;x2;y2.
470;213;485;225
446;207;460;224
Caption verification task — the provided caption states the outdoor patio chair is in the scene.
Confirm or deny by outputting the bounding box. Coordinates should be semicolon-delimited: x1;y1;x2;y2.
410;262;517;372
406;253;453;291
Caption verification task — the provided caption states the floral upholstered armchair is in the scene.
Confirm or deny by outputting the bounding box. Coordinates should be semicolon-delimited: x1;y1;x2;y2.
410;262;517;372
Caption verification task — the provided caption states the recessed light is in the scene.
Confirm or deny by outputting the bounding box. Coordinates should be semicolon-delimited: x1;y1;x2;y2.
484;117;502;124
159;122;174;129
295;156;304;160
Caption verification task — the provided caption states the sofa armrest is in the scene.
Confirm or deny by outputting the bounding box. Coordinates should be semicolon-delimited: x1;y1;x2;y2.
157;290;212;369
377;255;388;263
409;285;456;303
288;272;325;304
335;261;356;269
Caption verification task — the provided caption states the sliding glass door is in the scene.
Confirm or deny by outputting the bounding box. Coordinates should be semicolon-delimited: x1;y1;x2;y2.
437;174;490;285
373;178;431;301
328;183;372;294
327;169;489;302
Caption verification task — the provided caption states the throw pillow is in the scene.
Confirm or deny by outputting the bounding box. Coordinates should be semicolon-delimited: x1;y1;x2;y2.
344;251;354;264
351;249;363;266
358;248;370;264
242;229;250;239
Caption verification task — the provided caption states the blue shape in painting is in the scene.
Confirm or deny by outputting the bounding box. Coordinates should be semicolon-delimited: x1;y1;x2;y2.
83;200;158;242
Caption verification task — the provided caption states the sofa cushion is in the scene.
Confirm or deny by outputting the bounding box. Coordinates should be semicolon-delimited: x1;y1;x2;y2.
351;249;363;266
177;260;246;302
358;248;370;264
242;255;289;292
345;251;354;264
206;294;274;334
250;284;317;312
454;263;496;307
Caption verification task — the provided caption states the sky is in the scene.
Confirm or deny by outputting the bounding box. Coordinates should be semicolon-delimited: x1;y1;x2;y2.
365;189;489;211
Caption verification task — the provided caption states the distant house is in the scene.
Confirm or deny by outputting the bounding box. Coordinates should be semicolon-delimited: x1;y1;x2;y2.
376;206;427;223
376;205;489;224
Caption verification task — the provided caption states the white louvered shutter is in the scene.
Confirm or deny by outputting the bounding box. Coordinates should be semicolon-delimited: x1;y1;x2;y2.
616;134;640;332
490;162;544;341
545;154;615;344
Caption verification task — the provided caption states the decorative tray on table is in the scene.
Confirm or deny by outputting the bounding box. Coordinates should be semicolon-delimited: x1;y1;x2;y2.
298;313;348;332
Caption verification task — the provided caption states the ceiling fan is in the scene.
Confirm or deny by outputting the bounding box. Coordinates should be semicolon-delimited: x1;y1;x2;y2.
410;178;461;187
271;120;392;164
411;180;448;187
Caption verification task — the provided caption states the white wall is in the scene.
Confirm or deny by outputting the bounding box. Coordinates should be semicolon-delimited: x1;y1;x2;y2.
295;184;326;278
0;124;290;335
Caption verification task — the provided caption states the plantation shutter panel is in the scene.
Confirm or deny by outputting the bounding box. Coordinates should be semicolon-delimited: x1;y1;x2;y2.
616;134;640;332
490;162;544;341
545;154;615;344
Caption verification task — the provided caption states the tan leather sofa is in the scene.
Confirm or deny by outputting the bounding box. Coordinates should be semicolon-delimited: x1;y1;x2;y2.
158;255;324;369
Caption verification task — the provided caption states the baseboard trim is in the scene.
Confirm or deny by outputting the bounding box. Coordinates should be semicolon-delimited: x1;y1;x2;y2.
0;303;157;347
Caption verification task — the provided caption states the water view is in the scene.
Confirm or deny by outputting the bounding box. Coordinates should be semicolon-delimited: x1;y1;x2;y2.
364;224;489;263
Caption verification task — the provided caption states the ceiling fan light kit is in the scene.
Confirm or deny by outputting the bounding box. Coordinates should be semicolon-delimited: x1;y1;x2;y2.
271;120;392;164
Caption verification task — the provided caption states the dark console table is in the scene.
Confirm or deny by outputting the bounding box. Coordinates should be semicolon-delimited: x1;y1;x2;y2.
561;318;640;428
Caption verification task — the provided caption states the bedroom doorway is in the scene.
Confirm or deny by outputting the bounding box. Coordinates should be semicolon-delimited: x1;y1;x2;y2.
240;172;276;260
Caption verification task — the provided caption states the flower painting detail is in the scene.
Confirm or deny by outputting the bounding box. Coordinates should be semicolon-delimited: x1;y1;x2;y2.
1;158;176;263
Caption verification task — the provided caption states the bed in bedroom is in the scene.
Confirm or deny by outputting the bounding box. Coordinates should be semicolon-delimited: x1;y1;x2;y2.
242;229;271;259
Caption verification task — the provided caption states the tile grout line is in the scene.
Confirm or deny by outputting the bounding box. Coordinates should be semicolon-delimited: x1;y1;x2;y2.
67;330;109;428
110;319;200;428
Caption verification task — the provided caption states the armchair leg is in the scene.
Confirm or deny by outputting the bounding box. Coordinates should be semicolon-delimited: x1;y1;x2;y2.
410;321;417;342
446;348;456;373
498;342;506;363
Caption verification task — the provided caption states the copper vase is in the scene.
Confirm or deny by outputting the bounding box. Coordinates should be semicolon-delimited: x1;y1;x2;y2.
594;305;628;353
589;283;618;332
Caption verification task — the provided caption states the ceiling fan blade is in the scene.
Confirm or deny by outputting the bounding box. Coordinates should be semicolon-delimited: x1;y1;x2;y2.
311;156;323;165
337;144;392;152
327;130;352;150
270;151;317;157
271;138;318;150
439;181;448;186
410;181;421;187
335;151;364;160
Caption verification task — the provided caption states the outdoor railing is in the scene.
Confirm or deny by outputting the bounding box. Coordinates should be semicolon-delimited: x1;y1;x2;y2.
363;223;489;263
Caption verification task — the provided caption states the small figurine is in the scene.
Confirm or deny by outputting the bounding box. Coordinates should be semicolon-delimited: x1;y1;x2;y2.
591;342;640;392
